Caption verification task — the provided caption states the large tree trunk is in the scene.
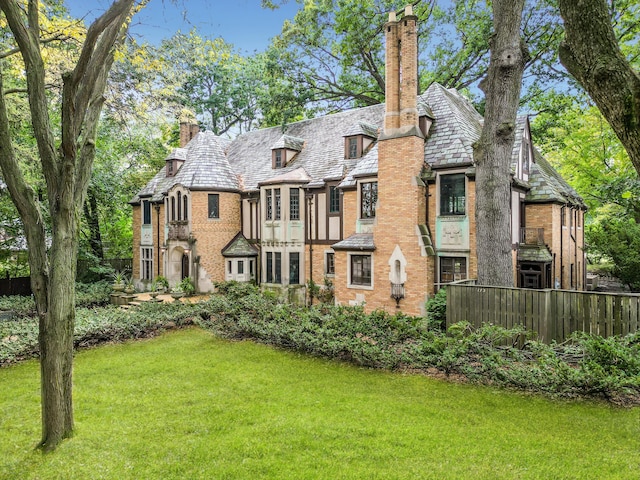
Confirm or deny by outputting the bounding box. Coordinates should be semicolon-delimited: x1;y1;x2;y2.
558;0;640;177
0;0;137;451
84;188;105;259
474;0;528;286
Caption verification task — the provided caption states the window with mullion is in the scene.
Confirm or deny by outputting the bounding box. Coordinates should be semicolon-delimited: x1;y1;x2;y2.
329;186;340;214
360;181;378;219
266;188;273;220
439;174;465;215
274;188;281;220
351;254;372;286
289;252;299;284
290;188;300;220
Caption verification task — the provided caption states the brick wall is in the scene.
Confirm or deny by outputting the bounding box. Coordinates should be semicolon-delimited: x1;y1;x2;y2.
189;191;241;290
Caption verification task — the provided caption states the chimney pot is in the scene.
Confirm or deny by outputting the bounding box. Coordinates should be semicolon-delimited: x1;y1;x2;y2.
405;5;413;16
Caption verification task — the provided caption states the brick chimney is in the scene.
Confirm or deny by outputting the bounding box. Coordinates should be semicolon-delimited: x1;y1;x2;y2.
383;5;421;138
179;121;199;148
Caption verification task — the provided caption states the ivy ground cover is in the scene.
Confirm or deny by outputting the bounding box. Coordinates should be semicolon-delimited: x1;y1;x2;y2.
1;328;638;479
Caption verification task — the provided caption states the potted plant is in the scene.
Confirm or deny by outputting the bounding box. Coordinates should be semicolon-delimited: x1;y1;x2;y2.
154;275;169;292
178;277;195;297
124;275;135;294
149;279;160;299
111;270;126;292
170;285;184;302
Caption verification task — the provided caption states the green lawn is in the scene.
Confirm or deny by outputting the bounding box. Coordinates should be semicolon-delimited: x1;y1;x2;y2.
1;328;639;479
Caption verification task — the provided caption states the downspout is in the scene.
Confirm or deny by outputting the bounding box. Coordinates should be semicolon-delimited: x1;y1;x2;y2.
560;205;564;289
306;189;314;305
154;203;161;277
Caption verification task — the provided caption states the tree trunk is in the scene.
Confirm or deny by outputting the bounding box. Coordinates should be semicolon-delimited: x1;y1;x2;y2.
474;0;528;286
558;0;640;177
0;0;137;451
84;188;104;259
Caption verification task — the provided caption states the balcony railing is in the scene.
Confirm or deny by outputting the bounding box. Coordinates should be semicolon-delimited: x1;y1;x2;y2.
520;227;545;245
168;221;190;241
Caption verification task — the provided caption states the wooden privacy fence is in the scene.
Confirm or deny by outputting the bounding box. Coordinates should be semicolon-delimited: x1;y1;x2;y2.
447;283;640;342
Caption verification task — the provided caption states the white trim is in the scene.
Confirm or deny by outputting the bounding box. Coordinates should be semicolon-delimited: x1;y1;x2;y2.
347;252;374;290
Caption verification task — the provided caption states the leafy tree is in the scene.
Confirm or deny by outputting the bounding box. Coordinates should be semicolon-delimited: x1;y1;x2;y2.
587;218;640;291
0;0;140;451
263;0;568;113
474;0;529;286
558;0;640;177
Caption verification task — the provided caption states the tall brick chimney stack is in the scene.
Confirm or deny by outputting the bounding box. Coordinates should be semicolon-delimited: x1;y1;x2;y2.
179;121;200;148
383;5;421;137
384;11;400;131
373;5;430;316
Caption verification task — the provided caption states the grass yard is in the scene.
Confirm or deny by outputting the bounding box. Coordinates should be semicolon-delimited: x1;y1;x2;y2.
1;328;639;479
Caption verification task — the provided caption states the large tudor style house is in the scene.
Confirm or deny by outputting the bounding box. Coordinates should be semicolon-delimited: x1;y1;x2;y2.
130;6;585;316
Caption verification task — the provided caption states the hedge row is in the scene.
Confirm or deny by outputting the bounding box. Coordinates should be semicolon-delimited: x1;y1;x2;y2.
1;282;639;404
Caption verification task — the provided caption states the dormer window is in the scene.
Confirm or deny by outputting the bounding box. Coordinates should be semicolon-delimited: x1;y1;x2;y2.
164;148;187;178
343;122;378;159
271;134;304;169
274;149;284;168
348;137;358;158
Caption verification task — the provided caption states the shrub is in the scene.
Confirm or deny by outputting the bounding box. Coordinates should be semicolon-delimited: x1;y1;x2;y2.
425;287;447;329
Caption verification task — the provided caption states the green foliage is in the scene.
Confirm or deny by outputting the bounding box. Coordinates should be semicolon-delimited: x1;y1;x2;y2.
178;277;196;296
425;287;447;329
3;329;639;479
586;218;640;291
0;300;206;366
197;288;640;403
307;277;334;304
2;286;640;403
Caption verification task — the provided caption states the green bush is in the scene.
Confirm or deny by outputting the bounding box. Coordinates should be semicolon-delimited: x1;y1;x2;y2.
425;287;447;329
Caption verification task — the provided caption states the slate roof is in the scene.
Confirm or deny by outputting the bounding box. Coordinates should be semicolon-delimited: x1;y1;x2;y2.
271;134;305;151
221;233;259;257
343;121;379;138
133;82;583;210
226;103;385;191
331;233;376;251
526;150;585;207
423;83;483;169
131;131;238;204
518;244;553;263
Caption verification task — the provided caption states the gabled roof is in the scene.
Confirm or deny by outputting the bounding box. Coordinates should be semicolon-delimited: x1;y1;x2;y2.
343;122;379;138
226;103;385;191
526;150;585;208
133;82;583;210
271;134;305;151
423;83;482;169
221;232;259;258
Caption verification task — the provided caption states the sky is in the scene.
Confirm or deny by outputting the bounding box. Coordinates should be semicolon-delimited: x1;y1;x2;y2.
64;0;301;53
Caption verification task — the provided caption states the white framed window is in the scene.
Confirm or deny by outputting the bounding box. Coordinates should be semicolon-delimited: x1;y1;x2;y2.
141;247;153;280
347;253;373;289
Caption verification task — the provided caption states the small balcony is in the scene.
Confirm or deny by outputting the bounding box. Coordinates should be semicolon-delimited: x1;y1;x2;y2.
168;221;190;241
520;227;545;245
